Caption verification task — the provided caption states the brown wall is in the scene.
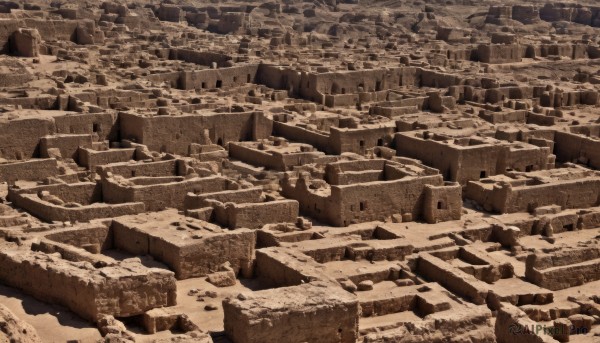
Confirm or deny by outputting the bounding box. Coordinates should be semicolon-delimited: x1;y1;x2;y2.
102;175;232;211
554;131;600;169
10;193;144;223
119;111;272;155
0;247;176;321
0;117;54;159
79;148;136;170
0;158;57;183
226;200;299;229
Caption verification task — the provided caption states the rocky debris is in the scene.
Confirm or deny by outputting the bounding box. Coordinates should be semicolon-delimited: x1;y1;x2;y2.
204;304;218;311
357;280;374;291
97;315;135;340
0;304;41;343
11;28;41;57
339;279;357;293
142;308;200;334
206;262;236;287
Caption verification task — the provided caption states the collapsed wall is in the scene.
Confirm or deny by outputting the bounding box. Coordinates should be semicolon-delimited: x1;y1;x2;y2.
525;244;600;290
0;243;177;322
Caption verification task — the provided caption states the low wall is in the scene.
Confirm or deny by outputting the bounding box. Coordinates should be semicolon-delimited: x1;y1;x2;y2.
554;131;600;169
223;282;359;343
0;246;176;321
229;143;285;171
184;188;262;210
525;247;600;290
39;134;93;161
98;159;178;178
11;193;144;223
272;121;330;153
0;159;57;183
112;221;255;279
9;182;102;205
79;148;136;170
226;200;299;229
103;175;232;211
417;253;490;305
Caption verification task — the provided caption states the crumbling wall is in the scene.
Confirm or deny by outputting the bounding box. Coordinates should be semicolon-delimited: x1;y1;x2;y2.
272;121;330;153
79;148;136;171
330;126;395;155
112;220;255;279
495;303;557;343
395;133;462;182
10;182;102;205
281;175;340;225
0;158;58;183
503;179;600;213
334;174;445;226
103;175;232;211
554;131;600;169
184;187;262;210
525;246;600;290
498;145;553;172
98;160;178;178
0;19;21;53
255;64;305;98
476;44;522;64
45;225;112;251
417;253;490;305
0;117;55;160
9;193;144;223
157;4;183;22
229;143;286;170
422;183;462;223
22;18;96;43
54;112;117;142
39;134;94;161
179;64;258;89
119;111;271;155
223;282;359;343
225;200;299;229
312;68;404;95
466;176;600;214
0;246;177;322
170;48;233;67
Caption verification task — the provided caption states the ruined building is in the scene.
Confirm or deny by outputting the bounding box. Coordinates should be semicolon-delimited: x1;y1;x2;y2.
0;0;599;342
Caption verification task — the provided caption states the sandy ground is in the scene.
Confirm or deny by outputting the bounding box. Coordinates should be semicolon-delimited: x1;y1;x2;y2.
0;285;101;343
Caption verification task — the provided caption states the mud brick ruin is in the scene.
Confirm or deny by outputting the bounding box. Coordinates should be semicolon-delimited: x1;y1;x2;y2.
2;0;600;342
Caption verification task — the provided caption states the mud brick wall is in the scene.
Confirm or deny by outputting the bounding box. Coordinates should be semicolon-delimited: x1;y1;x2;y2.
185;188;262;210
0;158;57;183
229;143;286;171
10;193;144;222
99;160;178;178
554;131;600;169
119;111;271;155
79;148;136;170
0;117;55;159
272;121;330;153
39;134;93;161
0;248;176;321
225;200;299;229
112;220;255;279
417;253;490;305
334;174;444;226
525;247;600;290
179;64;259;89
223;282;359;343
54;112;117;141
